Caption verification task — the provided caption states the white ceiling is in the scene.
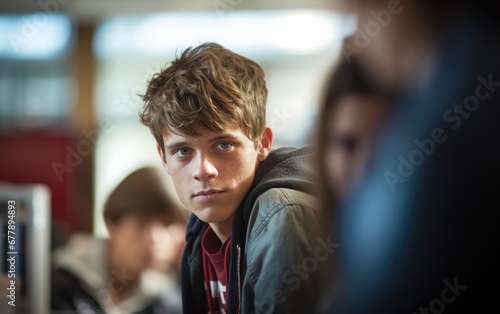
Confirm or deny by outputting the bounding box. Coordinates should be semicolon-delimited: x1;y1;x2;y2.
0;0;350;23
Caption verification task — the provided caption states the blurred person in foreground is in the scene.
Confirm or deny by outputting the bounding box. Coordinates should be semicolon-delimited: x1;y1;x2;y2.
140;42;330;313
315;54;394;304
317;53;394;205
329;1;500;313
51;167;186;314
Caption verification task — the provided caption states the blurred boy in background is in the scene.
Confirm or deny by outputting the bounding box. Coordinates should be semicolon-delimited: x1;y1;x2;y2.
51;167;186;314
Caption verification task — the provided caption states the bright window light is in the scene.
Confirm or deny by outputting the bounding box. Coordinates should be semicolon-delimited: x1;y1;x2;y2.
0;14;72;59
94;10;352;59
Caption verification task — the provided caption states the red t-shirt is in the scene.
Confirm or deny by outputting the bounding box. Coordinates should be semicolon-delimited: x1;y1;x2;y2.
202;226;231;314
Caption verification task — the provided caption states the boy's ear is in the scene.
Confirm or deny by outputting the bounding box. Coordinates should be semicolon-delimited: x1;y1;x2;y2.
157;144;171;175
257;126;273;162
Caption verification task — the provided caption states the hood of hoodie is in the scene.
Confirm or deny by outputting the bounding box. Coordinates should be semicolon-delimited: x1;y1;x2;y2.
53;233;177;314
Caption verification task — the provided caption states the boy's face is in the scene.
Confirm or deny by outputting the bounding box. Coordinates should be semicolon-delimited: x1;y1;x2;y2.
158;124;272;236
107;214;185;276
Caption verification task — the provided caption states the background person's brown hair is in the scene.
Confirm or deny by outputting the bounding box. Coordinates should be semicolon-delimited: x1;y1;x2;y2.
103;166;186;225
139;42;268;156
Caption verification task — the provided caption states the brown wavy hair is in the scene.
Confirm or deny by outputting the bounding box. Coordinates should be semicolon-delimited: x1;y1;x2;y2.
140;42;268;155
103;167;186;224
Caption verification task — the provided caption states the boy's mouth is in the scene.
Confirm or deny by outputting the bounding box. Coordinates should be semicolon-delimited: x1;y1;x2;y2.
193;189;226;201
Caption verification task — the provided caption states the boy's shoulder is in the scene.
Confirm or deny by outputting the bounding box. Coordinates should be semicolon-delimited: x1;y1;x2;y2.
246;188;320;240
254;187;318;212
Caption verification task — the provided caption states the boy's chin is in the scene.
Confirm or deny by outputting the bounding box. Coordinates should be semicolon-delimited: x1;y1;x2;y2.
193;207;236;224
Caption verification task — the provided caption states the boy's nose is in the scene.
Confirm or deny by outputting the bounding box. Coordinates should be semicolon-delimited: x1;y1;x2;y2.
193;155;218;181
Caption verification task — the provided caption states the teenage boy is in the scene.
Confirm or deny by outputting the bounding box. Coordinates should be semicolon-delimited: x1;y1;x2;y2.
140;42;331;313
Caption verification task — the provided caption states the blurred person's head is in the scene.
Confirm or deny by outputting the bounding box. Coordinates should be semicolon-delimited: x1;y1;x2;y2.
104;167;186;276
318;55;393;202
140;42;273;241
343;0;461;92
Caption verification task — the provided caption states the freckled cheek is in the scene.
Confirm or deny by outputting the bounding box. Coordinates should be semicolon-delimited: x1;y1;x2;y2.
235;164;256;188
168;169;191;203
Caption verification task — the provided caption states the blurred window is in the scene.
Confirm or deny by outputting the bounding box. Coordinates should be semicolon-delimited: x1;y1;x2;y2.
0;14;73;127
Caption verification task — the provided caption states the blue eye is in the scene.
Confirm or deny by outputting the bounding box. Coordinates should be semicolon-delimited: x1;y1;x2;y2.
174;148;191;156
216;142;232;150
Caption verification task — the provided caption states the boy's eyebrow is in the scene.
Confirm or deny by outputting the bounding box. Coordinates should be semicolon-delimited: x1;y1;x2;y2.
165;141;190;151
208;135;238;143
165;135;238;151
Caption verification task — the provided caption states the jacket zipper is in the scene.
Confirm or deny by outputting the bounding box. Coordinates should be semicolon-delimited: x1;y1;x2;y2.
237;243;242;314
